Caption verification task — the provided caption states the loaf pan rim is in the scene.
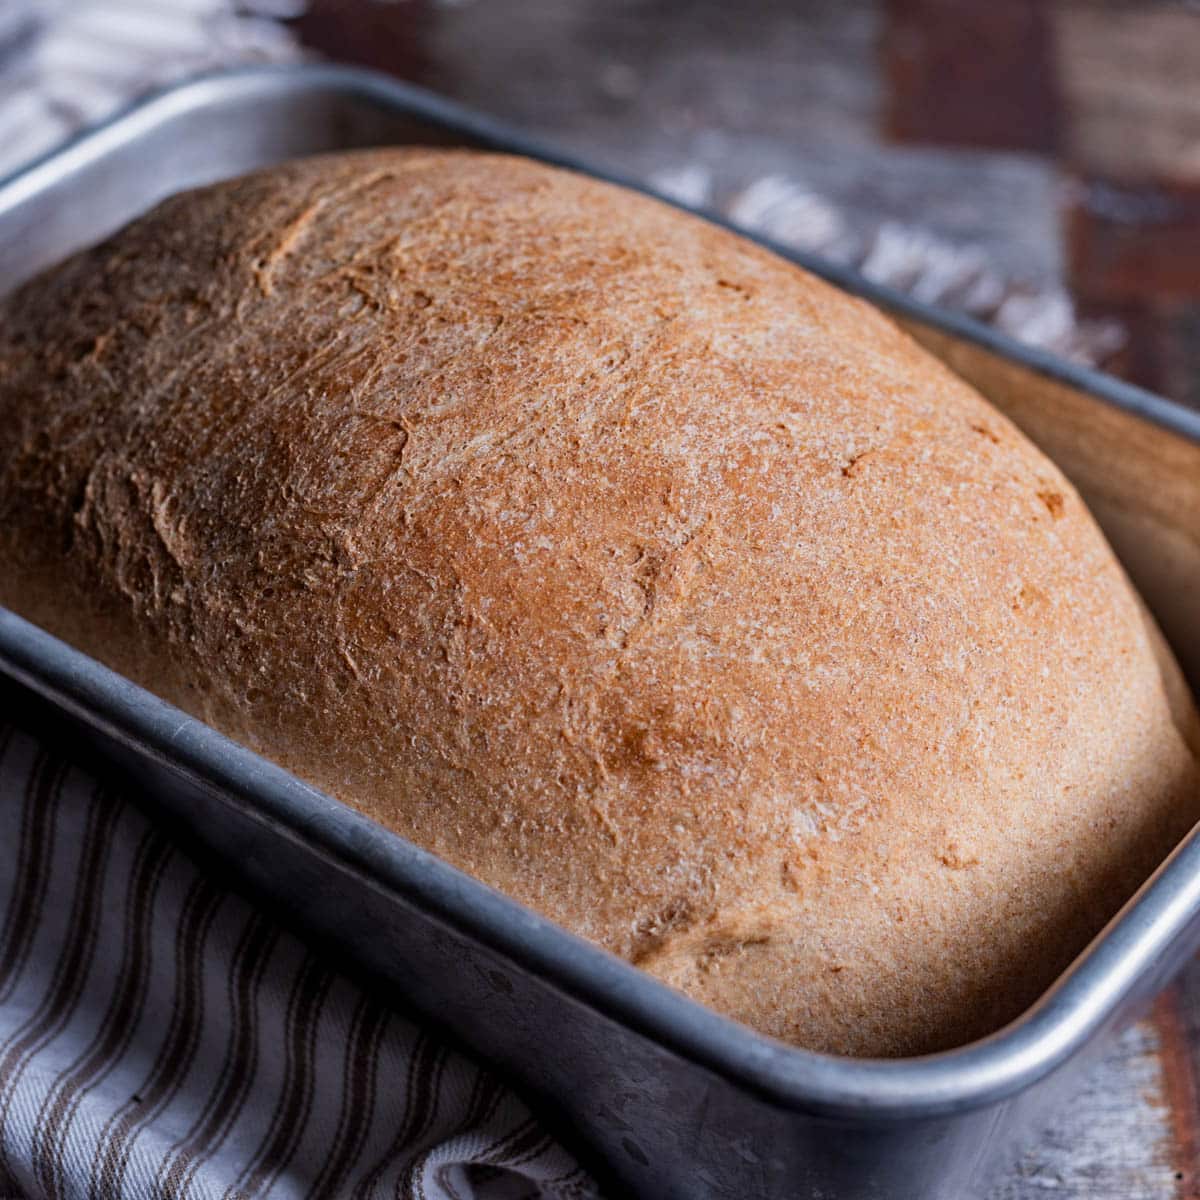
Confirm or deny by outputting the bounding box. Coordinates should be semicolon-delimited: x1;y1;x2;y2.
1;61;1199;1124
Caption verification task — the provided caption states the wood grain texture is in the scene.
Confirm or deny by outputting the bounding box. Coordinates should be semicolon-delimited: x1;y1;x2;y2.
1154;987;1200;1196
883;0;1060;153
1053;2;1200;184
991;1020;1179;1199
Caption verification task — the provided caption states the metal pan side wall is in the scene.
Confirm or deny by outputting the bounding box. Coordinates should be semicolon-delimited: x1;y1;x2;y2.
2;63;1200;1199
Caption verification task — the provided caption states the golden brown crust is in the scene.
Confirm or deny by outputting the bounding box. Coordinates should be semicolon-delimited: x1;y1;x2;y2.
1;148;1197;1056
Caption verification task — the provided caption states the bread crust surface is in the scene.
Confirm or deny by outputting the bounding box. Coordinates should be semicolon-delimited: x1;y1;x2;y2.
2;149;1197;1056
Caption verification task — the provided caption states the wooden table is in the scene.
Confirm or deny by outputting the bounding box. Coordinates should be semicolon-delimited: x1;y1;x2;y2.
298;2;1200;1192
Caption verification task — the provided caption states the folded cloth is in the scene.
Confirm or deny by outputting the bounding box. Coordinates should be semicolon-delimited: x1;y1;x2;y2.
0;715;600;1200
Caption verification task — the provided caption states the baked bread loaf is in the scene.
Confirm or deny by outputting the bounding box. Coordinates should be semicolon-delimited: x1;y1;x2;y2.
1;149;1197;1057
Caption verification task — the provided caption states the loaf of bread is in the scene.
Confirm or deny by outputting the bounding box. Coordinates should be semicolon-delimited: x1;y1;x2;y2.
2;149;1197;1057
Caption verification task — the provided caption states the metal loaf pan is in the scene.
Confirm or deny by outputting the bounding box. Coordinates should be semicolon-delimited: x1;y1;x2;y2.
2;64;1200;1200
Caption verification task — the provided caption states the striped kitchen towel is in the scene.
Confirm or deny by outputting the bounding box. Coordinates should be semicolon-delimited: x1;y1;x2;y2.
0;715;601;1200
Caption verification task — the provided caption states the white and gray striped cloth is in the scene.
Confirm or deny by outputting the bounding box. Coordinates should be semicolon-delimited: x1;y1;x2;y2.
0;717;600;1200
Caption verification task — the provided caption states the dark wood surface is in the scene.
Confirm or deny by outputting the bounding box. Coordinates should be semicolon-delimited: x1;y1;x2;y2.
295;4;1200;1193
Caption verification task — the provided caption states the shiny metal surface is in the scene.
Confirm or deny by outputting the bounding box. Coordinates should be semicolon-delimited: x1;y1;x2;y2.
1;64;1199;1199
